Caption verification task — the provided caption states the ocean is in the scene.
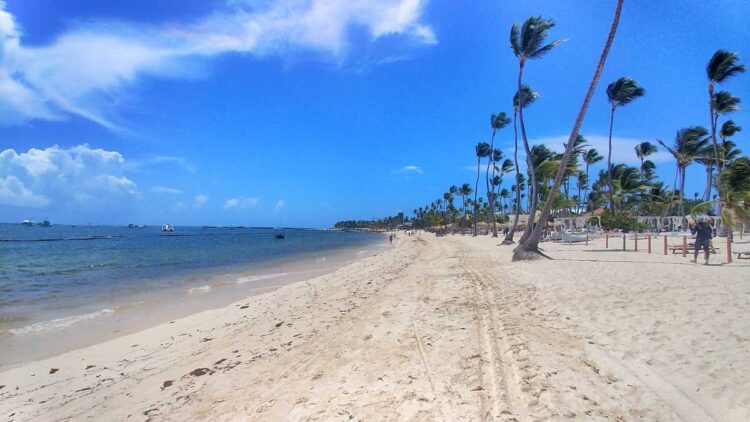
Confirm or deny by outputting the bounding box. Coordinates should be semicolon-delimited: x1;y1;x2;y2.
0;224;383;366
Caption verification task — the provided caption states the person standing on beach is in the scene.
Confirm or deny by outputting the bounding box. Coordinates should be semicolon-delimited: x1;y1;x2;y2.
389;234;393;244
690;217;713;265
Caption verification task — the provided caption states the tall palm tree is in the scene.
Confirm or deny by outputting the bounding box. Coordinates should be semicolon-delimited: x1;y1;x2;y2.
514;0;624;260
503;85;539;244
634;141;657;176
459;183;473;222
657;127;709;216
605;77;645;211
581;148;603;212
487;112;510;236
510;16;564;245
473;142;491;235
707;50;745;174
692;157;750;240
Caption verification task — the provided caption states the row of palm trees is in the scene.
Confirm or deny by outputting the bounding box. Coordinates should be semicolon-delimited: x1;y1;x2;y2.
412;1;748;260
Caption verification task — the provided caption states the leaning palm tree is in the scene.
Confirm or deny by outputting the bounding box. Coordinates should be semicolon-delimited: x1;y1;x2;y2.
634;141;657;176
486;148;505;235
514;0;624;260
605;77;645;211
473;142;491;235
692;156;750;240
707;50;745;174
510;16;564;245
503;85;539;244
657;126;709;216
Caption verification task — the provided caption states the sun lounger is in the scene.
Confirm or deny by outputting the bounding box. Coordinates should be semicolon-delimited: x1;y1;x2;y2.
736;251;750;260
669;243;718;254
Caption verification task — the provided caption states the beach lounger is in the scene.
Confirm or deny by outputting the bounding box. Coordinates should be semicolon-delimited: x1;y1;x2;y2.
736;251;750;260
669;243;718;254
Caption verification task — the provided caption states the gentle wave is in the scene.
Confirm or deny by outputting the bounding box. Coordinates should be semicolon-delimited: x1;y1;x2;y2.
235;272;288;284
6;301;147;336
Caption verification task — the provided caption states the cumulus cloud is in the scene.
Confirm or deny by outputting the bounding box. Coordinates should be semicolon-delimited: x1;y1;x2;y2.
224;196;260;210
194;194;208;208
151;186;182;194
0;144;138;208
397;164;423;174
0;0;436;128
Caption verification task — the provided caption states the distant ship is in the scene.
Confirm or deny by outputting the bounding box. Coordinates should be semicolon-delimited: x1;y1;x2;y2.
275;232;285;240
38;219;51;227
22;219;34;226
161;224;175;232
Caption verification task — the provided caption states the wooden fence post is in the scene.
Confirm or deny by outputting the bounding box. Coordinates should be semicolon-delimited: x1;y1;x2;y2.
727;237;732;264
682;235;687;257
663;235;667;255
585;234;589;246
647;235;651;254
622;234;626;251
634;234;638;252
605;234;609;248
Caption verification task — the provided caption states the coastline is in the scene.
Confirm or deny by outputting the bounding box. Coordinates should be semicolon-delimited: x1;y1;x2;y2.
2;233;748;421
0;232;387;368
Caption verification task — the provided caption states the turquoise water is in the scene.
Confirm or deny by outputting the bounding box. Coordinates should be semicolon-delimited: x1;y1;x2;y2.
0;224;379;337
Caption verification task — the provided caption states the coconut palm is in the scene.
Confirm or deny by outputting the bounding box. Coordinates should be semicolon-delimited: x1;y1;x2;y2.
473;142;491;235
509;16;564;245
634;142;657;176
692;157;750;239
657;126;709;216
707;50;745;173
487;112;510;237
459;183;473;222
604;77;645;211
514;0;624;260
504;85;540;244
581;148;603;212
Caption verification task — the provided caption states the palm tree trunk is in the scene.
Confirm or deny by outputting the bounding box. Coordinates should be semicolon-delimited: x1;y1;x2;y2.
513;0;624;260
504;112;522;244
606;107;616;212
517;63;539;245
704;165;713;201
474;157;480;236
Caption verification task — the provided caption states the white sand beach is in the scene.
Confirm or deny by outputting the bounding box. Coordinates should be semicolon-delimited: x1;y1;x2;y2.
1;233;749;421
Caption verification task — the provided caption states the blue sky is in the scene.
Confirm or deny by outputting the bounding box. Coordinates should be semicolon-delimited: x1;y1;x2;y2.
0;0;748;227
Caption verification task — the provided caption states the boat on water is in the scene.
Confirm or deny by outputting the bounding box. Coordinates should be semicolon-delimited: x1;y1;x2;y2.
22;219;34;226
161;224;175;232
275;232;285;240
38;219;51;227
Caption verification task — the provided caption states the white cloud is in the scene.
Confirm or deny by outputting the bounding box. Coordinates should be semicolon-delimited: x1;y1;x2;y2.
397;164;423;174
125;155;196;174
0;144;138;208
194;194;208;208
224;196;260;210
0;0;436;128
151;186;182;194
274;199;286;211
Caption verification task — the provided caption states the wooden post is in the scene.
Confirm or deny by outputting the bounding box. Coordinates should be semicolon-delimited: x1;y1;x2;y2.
682;235;687;257
622;234;626;251
605;234;609;248
663;235;667;255
727;237;732;264
585;234;589;246
647;235;652;254
634;234;638;252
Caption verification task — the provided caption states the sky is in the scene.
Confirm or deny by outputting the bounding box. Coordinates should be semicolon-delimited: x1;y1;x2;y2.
0;0;748;227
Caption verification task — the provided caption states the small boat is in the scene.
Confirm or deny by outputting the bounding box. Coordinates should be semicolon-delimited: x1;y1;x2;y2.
161;224;175;232
38;219;51;227
275;233;285;240
22;219;34;226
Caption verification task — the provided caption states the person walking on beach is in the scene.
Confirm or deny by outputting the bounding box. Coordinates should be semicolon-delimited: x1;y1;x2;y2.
690;217;713;265
389;234;393;244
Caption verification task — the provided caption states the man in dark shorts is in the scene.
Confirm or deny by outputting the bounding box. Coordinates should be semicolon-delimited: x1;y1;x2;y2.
690;217;713;265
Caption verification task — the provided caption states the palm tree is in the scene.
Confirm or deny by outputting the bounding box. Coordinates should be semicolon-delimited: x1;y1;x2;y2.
510;16;564;245
692;157;750;239
707;50;745;174
459;183;473;223
581;148;603;212
514;0;624;261
634;142;657;176
503;85;539;244
487;113;511;237
605;77;645;211
657;126;709;216
473;142;491;235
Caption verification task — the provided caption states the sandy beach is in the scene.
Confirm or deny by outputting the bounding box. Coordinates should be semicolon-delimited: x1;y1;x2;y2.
1;233;749;421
